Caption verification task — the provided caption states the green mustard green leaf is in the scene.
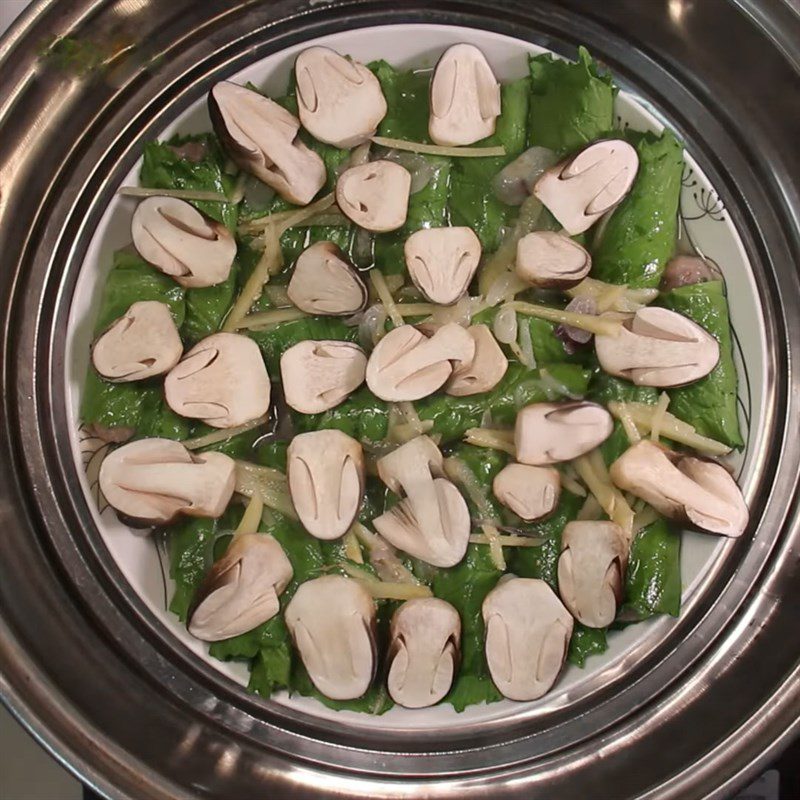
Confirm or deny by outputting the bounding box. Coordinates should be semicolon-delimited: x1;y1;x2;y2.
449;78;530;251
622;518;682;620
416;362;592;443
182;262;240;344
370;61;451;274
528;46;614;152
139;133;239;228
246;315;358;375
434;544;504;712
92;249;185;334
592;130;683;288
589;372;659;463
568;624;608;667
658;280;743;448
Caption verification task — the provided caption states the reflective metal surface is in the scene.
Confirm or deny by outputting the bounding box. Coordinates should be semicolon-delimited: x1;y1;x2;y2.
0;1;798;798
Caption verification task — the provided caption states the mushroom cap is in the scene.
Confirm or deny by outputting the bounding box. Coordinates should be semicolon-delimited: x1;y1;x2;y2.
404;226;482;305
287;241;368;316
557;521;627;628
533;139;639;235
208;81;325;205
429;43;501;146
387;598;461;708
515;401;613;465
492;463;561;522
482;577;573;701
595;307;720;387
515;231;592;289
610;440;748;537
446;324;508;397
366;323;475;402
187;533;293;641
280;339;367;414
336;160;411;232
295;46;387;148
373;436;470;568
92;300;183;382
131;196;236;288
287;430;365;540
165;333;271;428
660;255;718;291
285;576;376;700
98;438;235;526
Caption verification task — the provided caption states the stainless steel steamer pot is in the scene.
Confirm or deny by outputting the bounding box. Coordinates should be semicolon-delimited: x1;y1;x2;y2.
1;1;798;798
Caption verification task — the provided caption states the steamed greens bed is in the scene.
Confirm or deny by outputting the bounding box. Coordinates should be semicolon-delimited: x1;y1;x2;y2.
78;44;746;714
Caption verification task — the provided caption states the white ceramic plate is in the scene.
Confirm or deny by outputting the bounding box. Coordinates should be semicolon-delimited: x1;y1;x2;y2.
65;24;767;729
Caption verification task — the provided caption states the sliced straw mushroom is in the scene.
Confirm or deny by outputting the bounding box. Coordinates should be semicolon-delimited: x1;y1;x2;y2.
533;139;639;235
660;254;718;291
187;533;293;641
287;241;367;316
295;46;387;148
557;521;627;628
446;324;508;397
131;196;236;288
280;340;367;414
165;333;270;428
287;430;364;540
208;81;325;205
610;440;748;537
366;323;475;402
92;300;183;382
285;575;376;700
429;43;501;146
98;438;235;526
404;226;482;305
492;463;561;522
386;598;461;708
595;306;720;387
482;577;573;701
373;436;470;567
515;231;592;289
336;160;411;232
515;401;613;465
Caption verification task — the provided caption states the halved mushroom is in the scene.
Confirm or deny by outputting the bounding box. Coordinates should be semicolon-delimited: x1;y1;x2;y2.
595;306;720;387
660;254;718;291
515;401;613;465
557;521;627;628
165;333;270;428
92;300;183;382
404;226;482;305
131;196;236;288
386;598;461;708
492;463;561;522
609;440;748;537
280;340;367;414
446;324;508;397
287;430;364;540
98;438;235;526
187;533;293;641
336;160;411;232
482;577;573;701
373;436;470;567
208;81;326;205
366;323;475;401
287;241;367;316
295;46;387;148
284;575;376;700
429;43;501;146
515;231;592;289
533;139;639;235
